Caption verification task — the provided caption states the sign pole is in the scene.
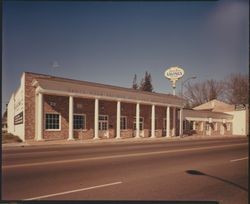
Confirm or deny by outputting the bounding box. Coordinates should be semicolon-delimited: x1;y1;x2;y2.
171;79;176;96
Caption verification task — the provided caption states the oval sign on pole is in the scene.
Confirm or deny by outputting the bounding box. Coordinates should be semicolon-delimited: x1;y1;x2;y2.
164;66;185;80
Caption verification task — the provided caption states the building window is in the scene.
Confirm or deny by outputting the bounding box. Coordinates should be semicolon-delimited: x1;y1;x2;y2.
133;117;144;131
45;113;60;130
120;116;127;130
99;115;108;130
73;114;86;130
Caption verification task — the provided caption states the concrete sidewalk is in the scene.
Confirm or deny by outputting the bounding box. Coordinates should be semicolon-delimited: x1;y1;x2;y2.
2;135;247;148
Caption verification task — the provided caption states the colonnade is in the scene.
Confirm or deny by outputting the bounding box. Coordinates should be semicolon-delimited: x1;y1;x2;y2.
36;94;183;141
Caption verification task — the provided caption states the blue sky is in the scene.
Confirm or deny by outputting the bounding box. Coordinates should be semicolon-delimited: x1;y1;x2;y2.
2;0;249;113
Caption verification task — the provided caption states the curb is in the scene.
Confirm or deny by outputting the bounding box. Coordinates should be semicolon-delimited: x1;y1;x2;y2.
2;135;247;148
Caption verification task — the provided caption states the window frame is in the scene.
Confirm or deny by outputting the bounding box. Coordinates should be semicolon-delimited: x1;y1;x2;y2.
73;113;87;131
133;117;144;131
99;114;109;131
45;113;61;131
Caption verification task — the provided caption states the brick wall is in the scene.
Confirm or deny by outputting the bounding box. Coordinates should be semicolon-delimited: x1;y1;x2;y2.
121;102;135;138
24;73;43;140
99;100;116;139
73;98;94;140
140;104;151;137
43;95;69;140
23;72;183;141
155;106;165;137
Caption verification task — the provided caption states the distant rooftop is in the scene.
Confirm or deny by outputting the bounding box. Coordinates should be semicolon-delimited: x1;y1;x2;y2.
192;99;235;112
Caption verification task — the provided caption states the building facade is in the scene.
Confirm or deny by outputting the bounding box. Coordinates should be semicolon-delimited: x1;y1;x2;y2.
7;72;186;141
188;99;248;136
183;109;233;136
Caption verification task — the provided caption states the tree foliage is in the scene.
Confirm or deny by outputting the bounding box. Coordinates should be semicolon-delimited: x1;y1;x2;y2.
182;72;249;107
223;73;249;104
132;72;153;92
132;74;139;90
183;79;224;107
140;72;153;92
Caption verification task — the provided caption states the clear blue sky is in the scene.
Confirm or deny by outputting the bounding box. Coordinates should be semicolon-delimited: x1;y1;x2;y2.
2;0;249;113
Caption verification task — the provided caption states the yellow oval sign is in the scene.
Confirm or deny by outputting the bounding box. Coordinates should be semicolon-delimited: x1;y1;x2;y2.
164;66;184;80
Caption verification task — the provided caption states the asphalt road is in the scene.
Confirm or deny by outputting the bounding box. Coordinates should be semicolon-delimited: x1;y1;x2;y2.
2;137;248;203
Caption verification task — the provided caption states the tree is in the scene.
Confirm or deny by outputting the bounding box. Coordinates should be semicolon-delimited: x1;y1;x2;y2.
132;74;138;90
223;73;249;104
139;71;153;92
143;72;153;92
139;78;145;91
183;79;224;107
132;72;154;92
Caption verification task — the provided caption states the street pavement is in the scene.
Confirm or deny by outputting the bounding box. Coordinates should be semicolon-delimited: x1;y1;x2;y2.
2;137;248;203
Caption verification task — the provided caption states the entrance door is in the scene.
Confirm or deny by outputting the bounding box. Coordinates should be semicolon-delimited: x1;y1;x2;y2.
133;117;144;137
99;115;109;138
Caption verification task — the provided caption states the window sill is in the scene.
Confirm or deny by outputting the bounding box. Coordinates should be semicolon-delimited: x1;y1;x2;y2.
45;129;61;131
74;129;87;132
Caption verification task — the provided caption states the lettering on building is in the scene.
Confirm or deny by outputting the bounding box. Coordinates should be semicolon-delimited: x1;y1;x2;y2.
14;112;23;125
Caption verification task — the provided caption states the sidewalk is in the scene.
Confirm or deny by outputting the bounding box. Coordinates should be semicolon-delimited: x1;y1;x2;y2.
2;135;247;148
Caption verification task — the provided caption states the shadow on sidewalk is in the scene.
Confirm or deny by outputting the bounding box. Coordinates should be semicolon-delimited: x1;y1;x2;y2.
186;170;248;192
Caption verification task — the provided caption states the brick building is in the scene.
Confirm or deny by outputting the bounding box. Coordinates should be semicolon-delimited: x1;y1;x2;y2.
7;72;241;142
7;72;186;142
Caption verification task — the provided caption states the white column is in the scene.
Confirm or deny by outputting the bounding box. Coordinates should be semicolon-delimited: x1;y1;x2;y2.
151;104;155;138
179;108;183;136
135;103;140;138
94;98;99;139
68;96;74;140
172;107;176;136
116;100;121;139
166;106;170;137
37;93;43;141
